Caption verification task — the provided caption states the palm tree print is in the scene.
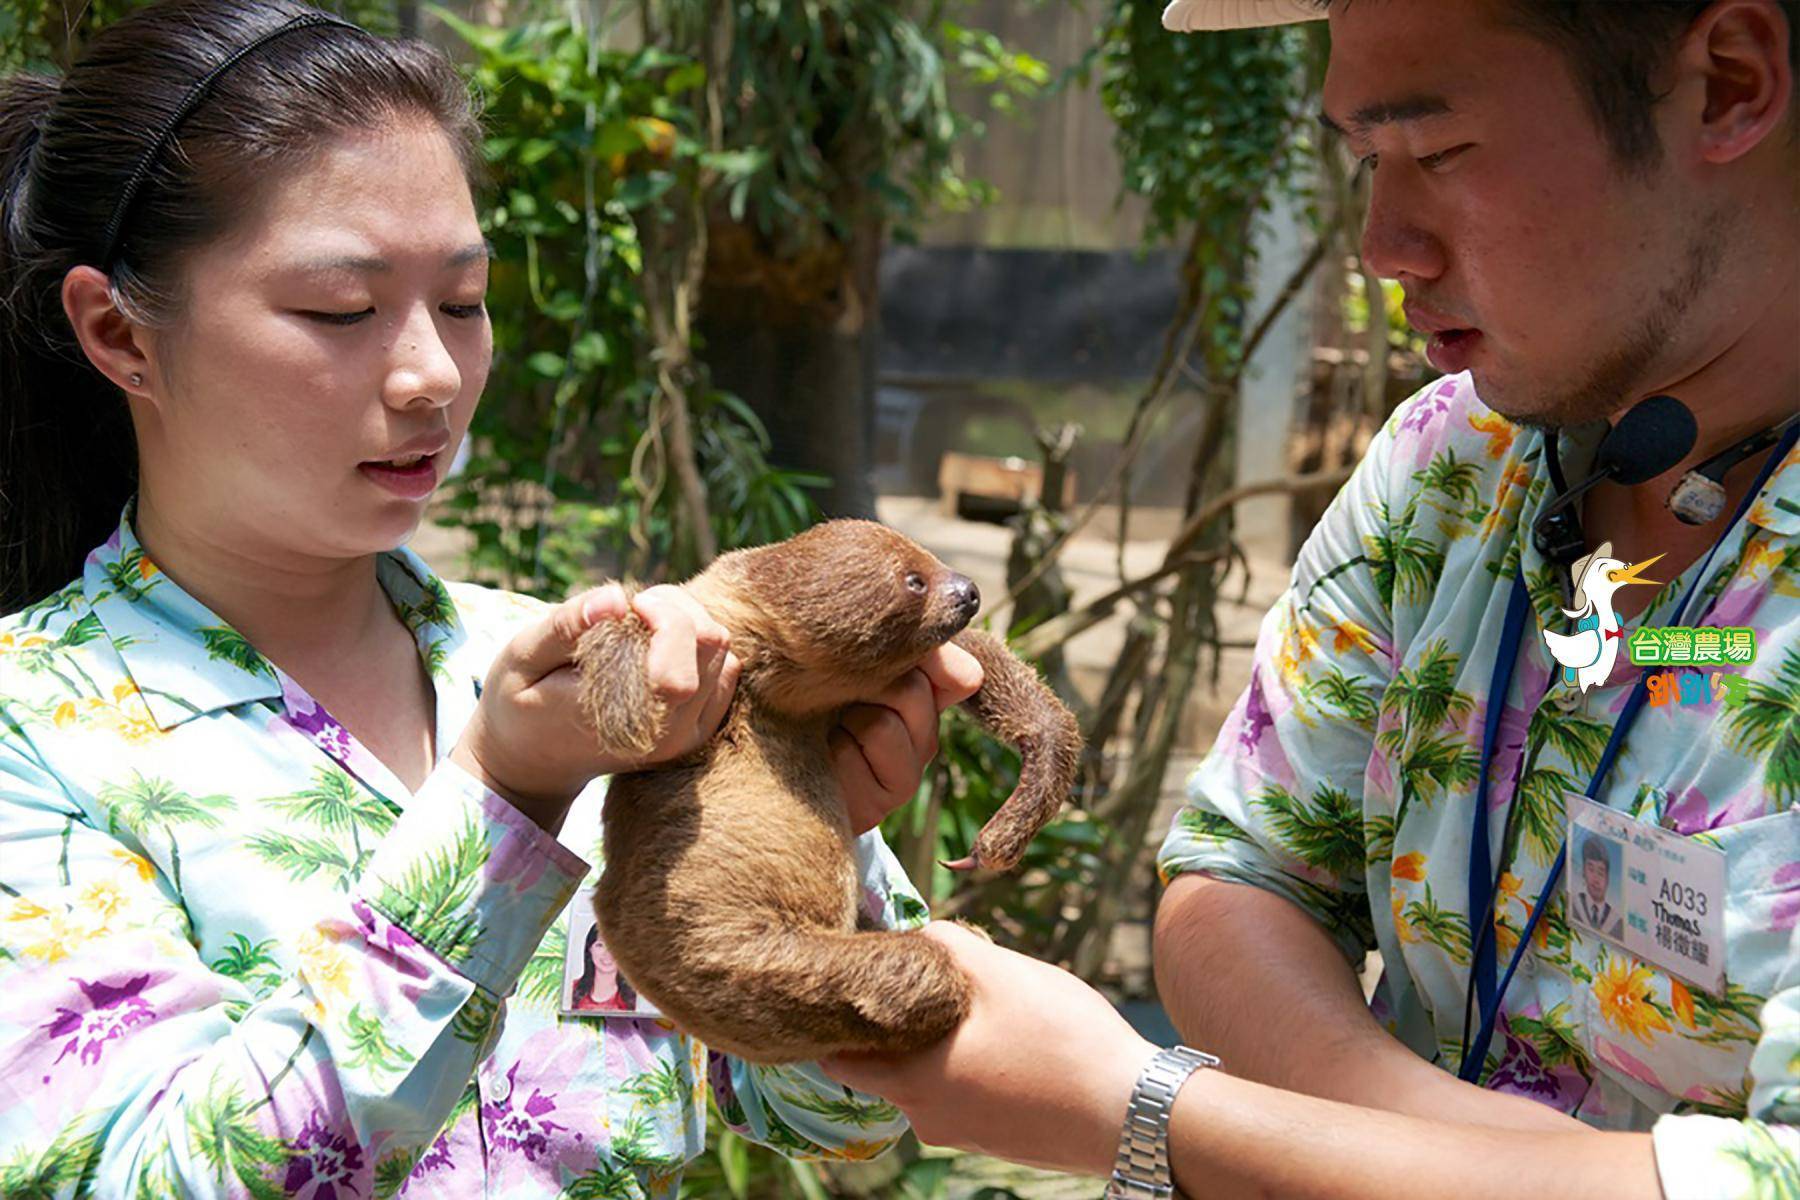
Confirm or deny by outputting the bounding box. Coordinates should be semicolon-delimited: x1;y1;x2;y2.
198;625;276;681
1719;1121;1800;1200
1411;448;1489;530
1403;883;1472;966
1305;665;1379;727
246;831;359;891
184;1072;289;1200
452;989;501;1048
1364;500;1447;606
770;1087;901;1129
210;933;284;1001
0;1109;104;1198
1379;641;1473;741
1724;644;1800;800
516;920;568;1011
368;817;491;967
338;1003;417;1078
254;766;398;885
621;1060;688;1109
97;774;232;893
1254;783;1363;876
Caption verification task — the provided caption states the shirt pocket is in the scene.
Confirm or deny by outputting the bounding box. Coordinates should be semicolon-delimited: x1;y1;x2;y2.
1573;806;1794;1117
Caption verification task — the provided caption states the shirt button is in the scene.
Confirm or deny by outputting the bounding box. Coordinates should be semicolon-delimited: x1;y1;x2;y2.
1553;689;1584;712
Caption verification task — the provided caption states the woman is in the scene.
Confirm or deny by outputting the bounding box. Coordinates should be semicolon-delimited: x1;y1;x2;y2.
572;923;639;1014
0;3;978;1195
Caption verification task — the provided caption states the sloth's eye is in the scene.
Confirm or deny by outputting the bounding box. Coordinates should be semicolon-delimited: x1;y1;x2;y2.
904;572;927;594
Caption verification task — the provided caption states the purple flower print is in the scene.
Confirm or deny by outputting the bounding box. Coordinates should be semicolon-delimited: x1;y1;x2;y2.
286;699;354;761
45;973;155;1069
350;901;431;975
1400;382;1455;437
482;1062;567;1160
1662;786;1765;835
412;1131;455;1177
282;1110;367;1200
1238;666;1274;756
1484;1026;1586;1113
1772;862;1800;931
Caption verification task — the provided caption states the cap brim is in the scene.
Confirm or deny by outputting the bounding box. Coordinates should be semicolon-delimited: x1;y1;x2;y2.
1162;0;1325;32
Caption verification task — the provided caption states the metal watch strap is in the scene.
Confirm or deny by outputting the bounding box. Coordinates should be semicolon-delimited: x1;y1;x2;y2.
1105;1045;1219;1200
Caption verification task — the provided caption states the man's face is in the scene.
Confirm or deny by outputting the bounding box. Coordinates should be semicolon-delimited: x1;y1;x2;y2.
1321;0;1724;427
1584;856;1609;903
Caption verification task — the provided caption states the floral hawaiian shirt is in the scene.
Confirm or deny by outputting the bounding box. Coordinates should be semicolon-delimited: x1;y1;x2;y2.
1159;372;1799;1199
0;503;925;1198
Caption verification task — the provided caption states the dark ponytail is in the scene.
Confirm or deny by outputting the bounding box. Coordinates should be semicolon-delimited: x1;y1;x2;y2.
0;0;484;614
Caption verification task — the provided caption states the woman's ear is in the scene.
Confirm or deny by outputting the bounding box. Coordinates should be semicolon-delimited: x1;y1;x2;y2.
61;265;159;403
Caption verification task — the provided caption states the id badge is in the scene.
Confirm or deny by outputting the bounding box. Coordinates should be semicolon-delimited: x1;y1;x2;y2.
1565;793;1726;993
559;885;662;1019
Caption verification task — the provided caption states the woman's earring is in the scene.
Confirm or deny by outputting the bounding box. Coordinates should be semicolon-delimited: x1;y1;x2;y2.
128;372;143;388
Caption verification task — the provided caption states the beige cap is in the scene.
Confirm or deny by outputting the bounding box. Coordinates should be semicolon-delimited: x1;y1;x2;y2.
1162;0;1324;32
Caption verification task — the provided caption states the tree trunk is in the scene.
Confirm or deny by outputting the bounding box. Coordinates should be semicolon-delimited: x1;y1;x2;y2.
697;214;882;519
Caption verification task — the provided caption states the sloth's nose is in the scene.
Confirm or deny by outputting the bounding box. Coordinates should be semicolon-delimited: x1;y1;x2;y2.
944;573;980;617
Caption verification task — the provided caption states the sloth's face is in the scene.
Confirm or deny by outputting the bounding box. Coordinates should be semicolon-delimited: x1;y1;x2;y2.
728;520;981;712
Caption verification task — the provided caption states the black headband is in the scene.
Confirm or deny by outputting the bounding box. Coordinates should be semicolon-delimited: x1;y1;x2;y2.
97;11;365;271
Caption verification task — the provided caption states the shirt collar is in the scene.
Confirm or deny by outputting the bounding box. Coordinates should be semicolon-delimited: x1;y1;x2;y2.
1748;435;1800;536
86;501;475;732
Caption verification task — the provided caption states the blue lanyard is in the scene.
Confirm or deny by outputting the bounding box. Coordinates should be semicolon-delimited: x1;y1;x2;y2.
1458;423;1799;1083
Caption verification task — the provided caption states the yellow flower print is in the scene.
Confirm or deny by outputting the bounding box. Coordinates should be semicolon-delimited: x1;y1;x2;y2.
1593;956;1673;1047
16;908;97;963
1391;852;1427;882
1391;894;1418;944
1330;617;1379;656
297;927;353;1001
1277;616;1322;694
836;1140;888;1162
1496;871;1523;906
1741;536;1784;578
110;847;157;883
1494;915;1519;958
138;555;159;581
52;701;78;728
5;896;51;924
76;879;127;927
1669;978;1695;1030
1467;409;1517;459
1480;463;1533;537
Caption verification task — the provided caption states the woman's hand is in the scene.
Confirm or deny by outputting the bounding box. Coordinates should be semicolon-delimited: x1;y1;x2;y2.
452;584;739;830
831;642;983;836
821;922;1159;1176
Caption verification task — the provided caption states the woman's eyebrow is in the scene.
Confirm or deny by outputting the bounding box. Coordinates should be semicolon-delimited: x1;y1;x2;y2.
291;241;492;274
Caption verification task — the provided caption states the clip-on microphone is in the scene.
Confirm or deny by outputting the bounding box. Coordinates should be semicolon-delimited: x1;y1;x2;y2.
1532;394;1698;573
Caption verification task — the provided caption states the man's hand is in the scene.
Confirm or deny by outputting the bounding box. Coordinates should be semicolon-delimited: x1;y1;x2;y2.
821;922;1157;1177
831;642;983;836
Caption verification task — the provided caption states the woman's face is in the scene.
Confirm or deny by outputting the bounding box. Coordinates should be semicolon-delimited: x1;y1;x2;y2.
135;116;491;563
589;936;617;976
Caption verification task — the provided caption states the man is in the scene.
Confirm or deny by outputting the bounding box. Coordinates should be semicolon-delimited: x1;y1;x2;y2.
825;2;1799;1197
1572;837;1625;941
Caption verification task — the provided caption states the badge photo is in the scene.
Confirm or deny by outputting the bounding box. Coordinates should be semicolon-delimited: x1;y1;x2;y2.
561;886;660;1018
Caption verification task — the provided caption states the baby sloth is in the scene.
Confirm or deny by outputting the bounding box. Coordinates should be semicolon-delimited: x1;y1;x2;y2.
578;520;1081;1064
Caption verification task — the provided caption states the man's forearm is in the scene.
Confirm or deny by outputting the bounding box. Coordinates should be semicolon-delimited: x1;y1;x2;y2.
1166;1068;1659;1200
1153;873;1582;1132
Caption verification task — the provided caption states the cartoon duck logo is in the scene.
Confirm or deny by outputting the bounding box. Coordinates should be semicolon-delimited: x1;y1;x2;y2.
1541;541;1663;692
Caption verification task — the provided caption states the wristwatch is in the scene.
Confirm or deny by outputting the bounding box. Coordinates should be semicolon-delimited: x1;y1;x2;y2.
1104;1045;1219;1200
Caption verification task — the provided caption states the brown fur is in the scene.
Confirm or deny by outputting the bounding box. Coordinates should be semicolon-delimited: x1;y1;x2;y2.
576;520;1082;1063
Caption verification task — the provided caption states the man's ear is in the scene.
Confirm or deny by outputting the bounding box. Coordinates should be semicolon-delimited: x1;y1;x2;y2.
1673;0;1794;165
60;265;159;403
